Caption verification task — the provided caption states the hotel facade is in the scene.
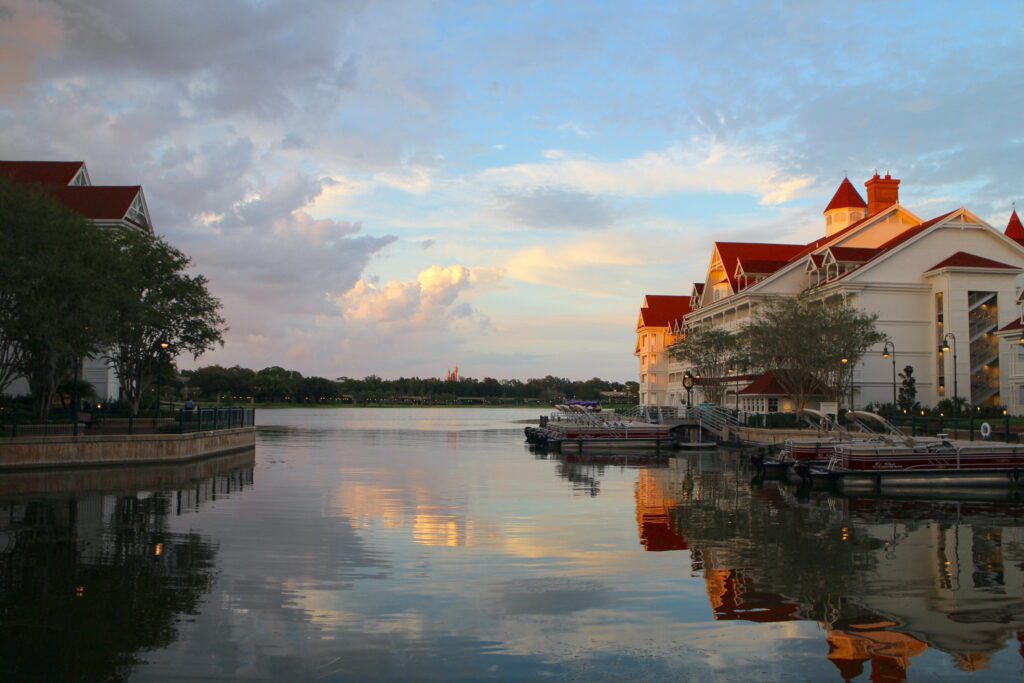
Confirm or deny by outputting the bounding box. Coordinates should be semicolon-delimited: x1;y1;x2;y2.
637;173;1024;414
1;160;155;401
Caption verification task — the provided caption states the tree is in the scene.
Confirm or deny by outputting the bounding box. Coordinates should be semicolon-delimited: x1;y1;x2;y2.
741;295;886;409
897;365;918;412
105;229;225;416
668;326;739;404
0;178;121;420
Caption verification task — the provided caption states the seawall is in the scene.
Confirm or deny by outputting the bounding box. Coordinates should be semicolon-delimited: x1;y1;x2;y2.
0;427;256;470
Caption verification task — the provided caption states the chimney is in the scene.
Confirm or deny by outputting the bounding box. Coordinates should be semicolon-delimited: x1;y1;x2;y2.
864;171;900;215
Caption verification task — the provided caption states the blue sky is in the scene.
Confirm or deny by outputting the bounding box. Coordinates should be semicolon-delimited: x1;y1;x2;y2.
2;1;1022;380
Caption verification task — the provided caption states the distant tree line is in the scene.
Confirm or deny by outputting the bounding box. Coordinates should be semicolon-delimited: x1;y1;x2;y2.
0;177;225;420
182;365;637;405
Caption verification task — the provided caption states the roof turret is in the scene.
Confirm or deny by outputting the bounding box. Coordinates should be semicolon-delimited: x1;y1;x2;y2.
824;177;867;213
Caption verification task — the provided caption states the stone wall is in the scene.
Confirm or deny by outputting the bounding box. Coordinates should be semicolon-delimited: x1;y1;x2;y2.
0;427;255;470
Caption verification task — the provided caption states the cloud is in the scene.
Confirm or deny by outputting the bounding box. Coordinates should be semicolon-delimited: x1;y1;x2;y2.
479;137;815;205
337;265;503;326
0;0;63;94
497;186;616;230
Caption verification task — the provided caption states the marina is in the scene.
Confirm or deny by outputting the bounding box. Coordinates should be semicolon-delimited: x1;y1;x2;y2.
4;408;1022;680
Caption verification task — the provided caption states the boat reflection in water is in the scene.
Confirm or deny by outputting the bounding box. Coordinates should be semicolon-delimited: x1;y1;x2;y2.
0;450;255;681
628;450;1024;680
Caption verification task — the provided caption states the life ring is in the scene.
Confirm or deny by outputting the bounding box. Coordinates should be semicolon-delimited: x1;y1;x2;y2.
980;422;992;439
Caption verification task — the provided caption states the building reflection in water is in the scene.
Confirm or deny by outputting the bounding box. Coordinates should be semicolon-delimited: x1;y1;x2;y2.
628;451;1024;681
0;451;254;681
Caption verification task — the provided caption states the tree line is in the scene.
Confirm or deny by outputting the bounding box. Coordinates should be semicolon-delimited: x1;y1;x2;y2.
183;364;636;405
0;178;225;420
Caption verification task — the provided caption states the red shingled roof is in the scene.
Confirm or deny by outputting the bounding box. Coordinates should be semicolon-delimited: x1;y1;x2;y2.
50;185;140;221
715;242;804;291
1006;209;1024;240
736;259;790;274
788;212;879;264
926;251;1018;272
806;210;959;287
824;177;867;213
828;247;879;262
0;160;84;186
999;318;1024;333
739;372;789;396
639;295;691;328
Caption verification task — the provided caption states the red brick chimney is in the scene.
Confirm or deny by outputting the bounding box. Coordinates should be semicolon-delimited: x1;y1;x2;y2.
864;171;900;215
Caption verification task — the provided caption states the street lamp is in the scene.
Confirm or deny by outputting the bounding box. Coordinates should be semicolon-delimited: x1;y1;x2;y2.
941;333;959;420
156;341;170;422
728;368;739;412
841;357;853;412
882;341;897;415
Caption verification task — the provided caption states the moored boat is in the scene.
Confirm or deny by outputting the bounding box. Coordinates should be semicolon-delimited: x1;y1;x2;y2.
525;404;675;453
821;437;1024;492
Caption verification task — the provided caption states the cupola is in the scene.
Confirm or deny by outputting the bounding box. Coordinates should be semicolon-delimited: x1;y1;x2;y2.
823;177;867;236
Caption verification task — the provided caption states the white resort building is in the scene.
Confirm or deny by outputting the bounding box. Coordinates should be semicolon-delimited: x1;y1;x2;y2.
1;160;155;401
637;172;1024;414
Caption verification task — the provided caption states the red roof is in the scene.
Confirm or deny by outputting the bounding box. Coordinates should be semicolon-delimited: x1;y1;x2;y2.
824;177;867;213
999;318;1024;333
873;210;957;253
50;185;140;221
788;212;878;263
739;372;789;396
736;259;789;275
692;282;705;295
927;251;1019;272
813;210;959;286
639;295;691;328
828;247;879;262
715;242;804;291
0;160;84;186
1006;209;1024;240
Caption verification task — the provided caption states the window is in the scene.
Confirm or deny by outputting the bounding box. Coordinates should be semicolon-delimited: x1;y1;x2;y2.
768;398;779;412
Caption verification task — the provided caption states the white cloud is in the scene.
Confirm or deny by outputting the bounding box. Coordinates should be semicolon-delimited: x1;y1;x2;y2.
337;264;504;325
479;137;815;205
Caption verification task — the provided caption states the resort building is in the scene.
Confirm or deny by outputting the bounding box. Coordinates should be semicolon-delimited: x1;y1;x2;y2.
635;295;691;407
639;172;1024;413
1;160;154;401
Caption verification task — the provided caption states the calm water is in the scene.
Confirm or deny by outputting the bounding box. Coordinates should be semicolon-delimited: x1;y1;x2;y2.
2;408;1024;681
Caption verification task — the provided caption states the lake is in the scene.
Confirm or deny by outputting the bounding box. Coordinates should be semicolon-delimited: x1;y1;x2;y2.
1;407;1023;681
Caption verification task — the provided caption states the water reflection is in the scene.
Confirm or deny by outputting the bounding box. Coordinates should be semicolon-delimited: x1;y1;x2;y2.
651;450;1024;679
0;451;254;681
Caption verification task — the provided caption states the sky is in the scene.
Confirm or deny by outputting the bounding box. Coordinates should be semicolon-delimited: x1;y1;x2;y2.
1;1;1023;382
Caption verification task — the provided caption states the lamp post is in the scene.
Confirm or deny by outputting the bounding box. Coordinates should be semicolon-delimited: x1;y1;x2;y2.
882;341;897;416
72;356;80;436
841;357;853;413
941;333;959;420
156;341;169;422
728;368;738;413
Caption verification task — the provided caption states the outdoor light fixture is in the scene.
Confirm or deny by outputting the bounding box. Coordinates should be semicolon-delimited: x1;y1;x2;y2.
841;358;849;365
881;341;897;412
942;333;960;419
